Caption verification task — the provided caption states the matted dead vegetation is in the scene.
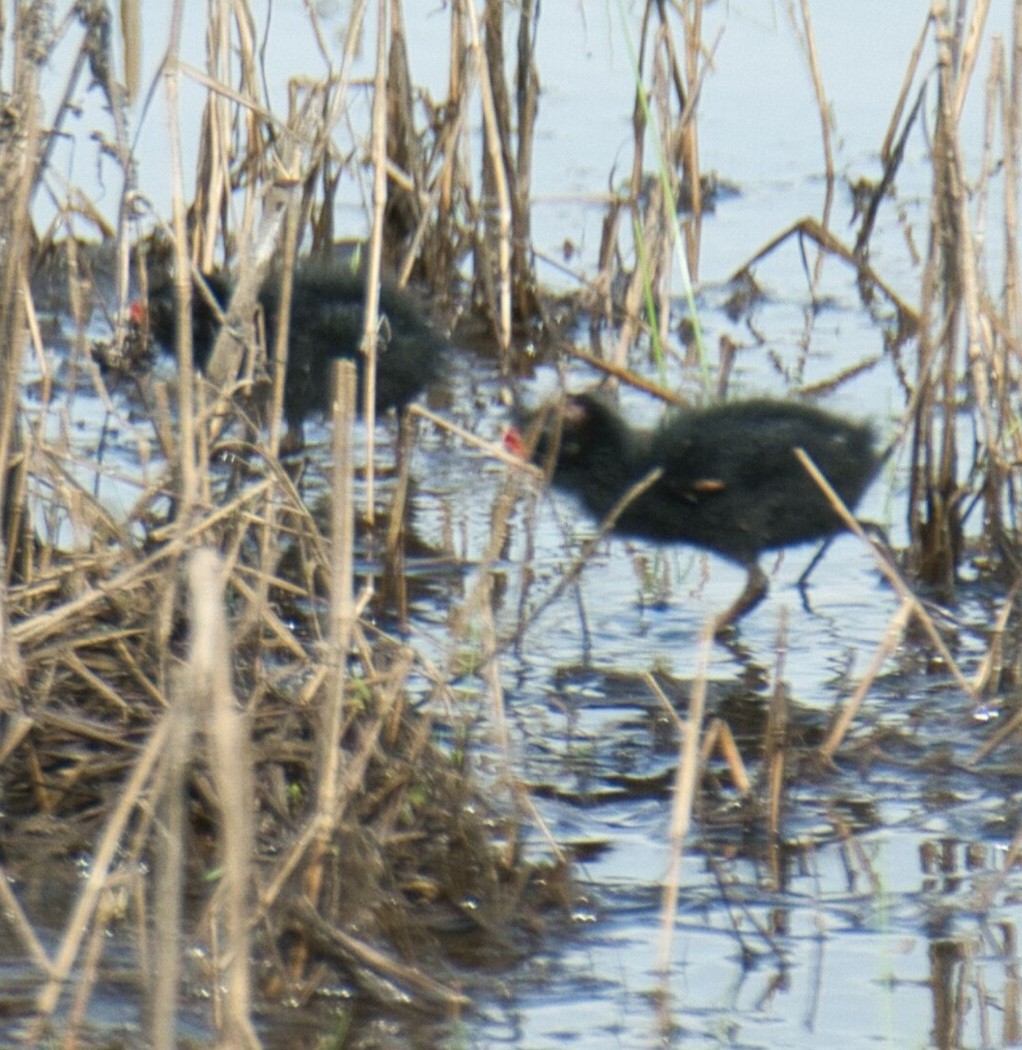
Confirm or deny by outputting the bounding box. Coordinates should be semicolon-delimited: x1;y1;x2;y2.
0;3;565;1046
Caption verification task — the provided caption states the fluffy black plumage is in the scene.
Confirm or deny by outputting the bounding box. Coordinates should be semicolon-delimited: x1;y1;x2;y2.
142;260;446;430
512;392;879;629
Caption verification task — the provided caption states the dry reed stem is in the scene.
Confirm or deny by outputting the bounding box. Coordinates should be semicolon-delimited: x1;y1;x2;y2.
235;199;301;654
879;10;933;164
151;626;191;1050
477;575;518;860
66;882;127;1048
613;1;713;372
305;361;357;910
786;0;834;293
176;59;279;132
193;0;232;272
410;404;543;475
1004;6;1022;338
467;0;512;351
201;184;293;391
951;0;993;123
162;0;198;523
382;415;415;619
395;92;470;289
905;19;960;591
436;6;466;267
818;599;913;761
27;716;170;1039
511;0;541;317
358;0;390;523
656;619;715;975
0;861;54;977
561;345;691;406
12;475;277;648
253;652;411;922
968;584;1017;698
187;550;259;1048
287;896;469;1010
511;466;665;648
0;17;43;573
266;199;301;459
764;610;789;839
731;216;920;328
937;43;1000;512
698;718;752;796
795;447;974;701
648;670;751;795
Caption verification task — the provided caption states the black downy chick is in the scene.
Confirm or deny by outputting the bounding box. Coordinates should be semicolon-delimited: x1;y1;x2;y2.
507;392;879;632
139;258;446;437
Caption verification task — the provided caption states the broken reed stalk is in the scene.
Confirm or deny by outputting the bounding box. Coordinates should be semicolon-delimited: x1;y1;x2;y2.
305;361;358;908
730;216;920;329
647;672;752;796
794;445;982;762
698;718;751;795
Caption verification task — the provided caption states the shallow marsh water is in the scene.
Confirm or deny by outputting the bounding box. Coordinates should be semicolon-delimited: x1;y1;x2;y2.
10;2;1022;1048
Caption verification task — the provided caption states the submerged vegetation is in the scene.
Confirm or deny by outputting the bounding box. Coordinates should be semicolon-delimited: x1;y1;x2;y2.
0;0;1019;1046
